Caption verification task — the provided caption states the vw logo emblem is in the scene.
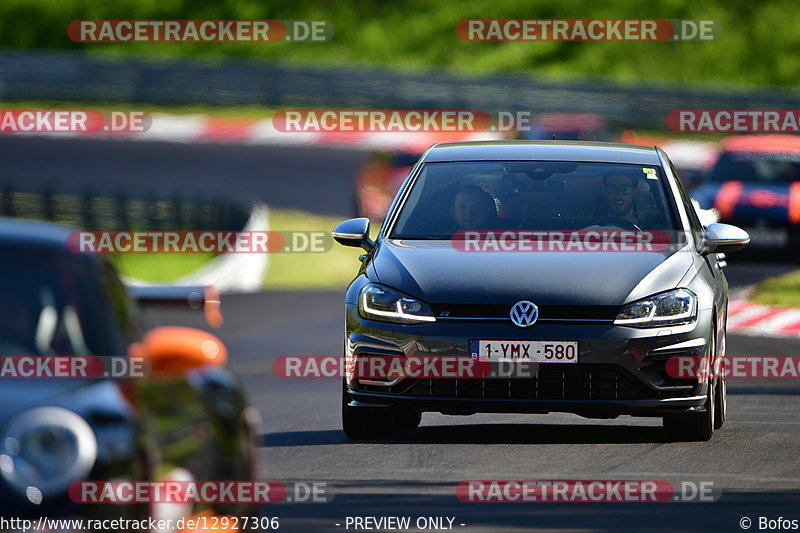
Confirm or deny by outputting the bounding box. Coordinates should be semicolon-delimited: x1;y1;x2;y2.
510;300;539;328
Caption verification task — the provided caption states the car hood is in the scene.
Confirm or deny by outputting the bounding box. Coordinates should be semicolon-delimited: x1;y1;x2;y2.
371;239;694;306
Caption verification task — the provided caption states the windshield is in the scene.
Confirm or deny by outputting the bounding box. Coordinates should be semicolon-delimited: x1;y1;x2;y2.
0;249;113;356
389;161;678;239
710;151;800;183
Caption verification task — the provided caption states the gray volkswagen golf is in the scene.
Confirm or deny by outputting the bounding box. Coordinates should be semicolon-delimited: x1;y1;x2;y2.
334;141;749;442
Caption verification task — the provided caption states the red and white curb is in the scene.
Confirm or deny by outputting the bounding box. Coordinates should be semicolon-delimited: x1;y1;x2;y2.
728;295;800;337
13;113;506;152
10;113;717;166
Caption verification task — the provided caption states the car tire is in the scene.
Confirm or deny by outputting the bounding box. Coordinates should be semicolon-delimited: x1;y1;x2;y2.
663;382;714;442
714;324;727;429
714;375;727;430
664;324;716;441
394;408;422;430
342;382;395;440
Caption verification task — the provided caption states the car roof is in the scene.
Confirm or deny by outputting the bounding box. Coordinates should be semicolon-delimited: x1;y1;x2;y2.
0;218;76;251
721;135;800;154
422;140;661;165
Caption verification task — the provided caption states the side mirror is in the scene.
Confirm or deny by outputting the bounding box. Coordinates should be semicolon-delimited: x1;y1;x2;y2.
701;223;750;255
332;218;374;251
128;326;228;378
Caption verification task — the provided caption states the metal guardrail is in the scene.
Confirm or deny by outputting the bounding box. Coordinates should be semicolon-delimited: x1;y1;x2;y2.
2;50;800;129
0;182;251;232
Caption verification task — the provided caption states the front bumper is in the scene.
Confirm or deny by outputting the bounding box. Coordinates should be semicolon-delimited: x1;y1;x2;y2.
345;304;713;418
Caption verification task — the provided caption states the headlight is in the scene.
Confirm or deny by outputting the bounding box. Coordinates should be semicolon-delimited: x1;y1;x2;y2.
614;288;697;327
0;407;97;501
359;283;436;324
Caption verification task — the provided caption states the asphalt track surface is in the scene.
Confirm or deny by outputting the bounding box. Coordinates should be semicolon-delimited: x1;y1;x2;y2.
4;137;800;532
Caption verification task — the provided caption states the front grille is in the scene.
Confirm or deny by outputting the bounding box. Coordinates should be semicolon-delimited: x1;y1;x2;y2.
430;303;618;322
402;364;667;400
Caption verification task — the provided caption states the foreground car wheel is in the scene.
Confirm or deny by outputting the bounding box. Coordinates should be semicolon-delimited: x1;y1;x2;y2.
714;375;727;429
714;326;728;429
664;380;715;442
664;323;719;442
342;383;395;440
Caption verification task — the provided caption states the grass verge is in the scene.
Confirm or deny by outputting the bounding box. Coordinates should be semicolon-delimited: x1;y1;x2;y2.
264;209;377;290
111;252;216;282
110;208;375;289
749;270;800;308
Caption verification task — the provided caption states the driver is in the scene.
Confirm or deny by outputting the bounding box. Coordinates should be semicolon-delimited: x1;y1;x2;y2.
602;172;640;224
450;185;498;230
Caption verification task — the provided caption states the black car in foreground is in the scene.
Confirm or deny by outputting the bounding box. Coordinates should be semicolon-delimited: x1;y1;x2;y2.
334;141;749;442
0;219;259;523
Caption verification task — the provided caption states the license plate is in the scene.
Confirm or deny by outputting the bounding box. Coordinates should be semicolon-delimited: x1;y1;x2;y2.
470;340;578;363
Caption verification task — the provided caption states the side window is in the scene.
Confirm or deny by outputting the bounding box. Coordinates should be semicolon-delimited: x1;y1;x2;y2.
99;258;144;346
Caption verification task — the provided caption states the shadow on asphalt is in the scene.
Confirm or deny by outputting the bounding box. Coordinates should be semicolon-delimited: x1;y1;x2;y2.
262;423;674;447
267;490;800;533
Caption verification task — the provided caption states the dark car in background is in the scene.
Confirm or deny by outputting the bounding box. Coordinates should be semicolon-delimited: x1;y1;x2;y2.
335;141;749;442
0;219;259;523
691;135;800;258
